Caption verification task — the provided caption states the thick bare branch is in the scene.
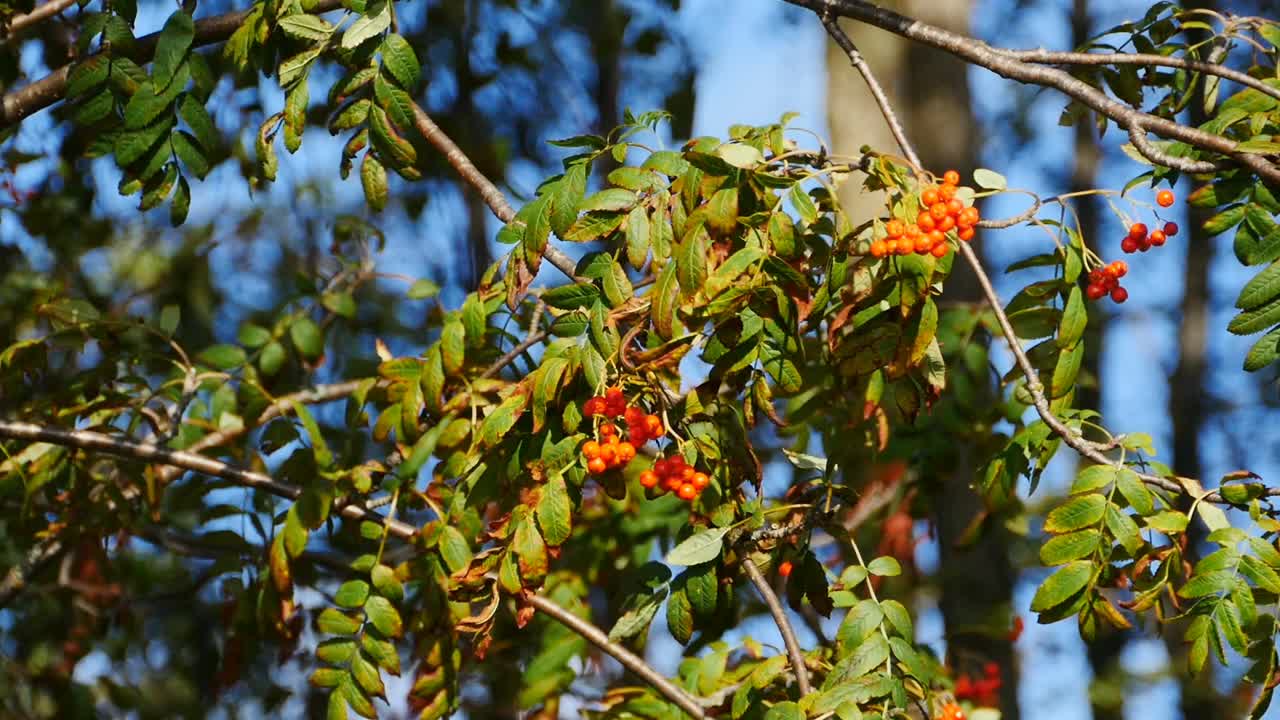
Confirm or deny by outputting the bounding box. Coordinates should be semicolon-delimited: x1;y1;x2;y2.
0;538;63;607
523;592;708;718
1005;47;1280;105
741;557;812;695
787;0;1280;184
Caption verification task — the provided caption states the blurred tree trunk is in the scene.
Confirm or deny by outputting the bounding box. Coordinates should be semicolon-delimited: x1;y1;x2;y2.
826;3;1019;717
1064;3;1127;718
1167;2;1231;716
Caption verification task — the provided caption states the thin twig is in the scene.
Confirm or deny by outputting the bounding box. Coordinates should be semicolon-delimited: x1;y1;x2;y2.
1003;48;1280;105
790;0;1280;185
741;557;812;695
0;420;420;539
0;538;63;607
409;101;579;279
2;0;77;39
821;14;921;169
479;329;549;380
523;592;707;718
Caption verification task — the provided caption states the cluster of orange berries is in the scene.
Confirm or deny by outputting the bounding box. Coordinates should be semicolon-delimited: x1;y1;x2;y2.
1086;260;1129;303
639;454;710;503
870;170;981;260
954;661;1003;707
1121;220;1178;254
937;702;965;720
581;387;666;476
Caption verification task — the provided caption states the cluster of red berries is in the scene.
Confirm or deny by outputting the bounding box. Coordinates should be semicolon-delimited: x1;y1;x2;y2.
581;387;666;476
869;170;981;259
937;702;966;720
1086;260;1129;303
1120;220;1178;254
639;454;710;503
954;662;1003;707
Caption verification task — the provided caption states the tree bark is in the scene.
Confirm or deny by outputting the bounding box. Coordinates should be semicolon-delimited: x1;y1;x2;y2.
826;3;1018;717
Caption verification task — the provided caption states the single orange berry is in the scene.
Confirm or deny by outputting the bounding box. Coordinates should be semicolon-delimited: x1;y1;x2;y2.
617;442;636;463
606;386;624;401
885;219;906;237
680;465;696;482
639;470;660;488
938;184;957;201
931;242;950;258
1109;260;1128;277
1149;229;1167;246
691;472;710;490
917;212;936;232
664;474;684;492
929;202;949;221
938;702;966;720
678;483;698;501
921;187;940;206
1157;189;1175;207
957;226;976;242
653;459;670;477
778;560;794;577
582;440;602;459
914;235;933;254
958;206;980;226
943;170;961;185
600;422;618;437
936;215;956;233
587;457;608;475
583;397;605;417
599;443;618;465
1110;286;1129;303
628;428;648;446
1163;221;1179;236
625;405;646;426
896;239;913;256
884;239;899;255
644;414;664;436
904;223;923;239
870;239;888;258
1128;222;1148;240
946;198;964;216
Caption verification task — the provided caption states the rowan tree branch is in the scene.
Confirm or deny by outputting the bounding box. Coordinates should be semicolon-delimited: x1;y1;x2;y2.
0;418;707;713
741;557;812;696
0;537;63;607
2;0;77;39
155;379;369;483
523;592;708;718
801;0;1264;505
788;0;1280;185
0;0;344;129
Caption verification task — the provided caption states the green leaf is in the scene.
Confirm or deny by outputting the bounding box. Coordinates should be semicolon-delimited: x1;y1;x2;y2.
881;599;913;640
666;527;729;566
650;261;680;340
438;526;473;574
625;206;651;270
479;392;528;447
1106;504;1144;555
1237;261;1280;310
837;599;883;654
867;556;901;577
608;587;667;642
1072;465;1114;494
972;168;1007;190
153;11;194;90
461;293;487;349
317;638;356;664
292;401;333;468
536;474;573;546
361;153;389;212
717;142;764;169
542;283;601;311
291;317;324;358
1244;325;1280;371
580;188;637;212
370;564;404;604
350;651;385;698
176;95;217;155
318;608;363;635
342;1;391;49
408;279;439;299
1044;493;1106;533
198;344;246;369
278;14;335;41
706;187;739;235
789;184;818;224
259;341;286;375
1240;554;1280;593
1178;570;1236;598
364;595;403;637
1236;205;1280;266
1030;560;1093;612
763;701;803;720
685;563;718;616
1114;468;1154;515
1230;294;1280;335
335;580;371;609
278;47;322;88
441;319;465;375
171;130;209;178
523;195;552;268
123;81;174;131
1039;530;1101;565
676;223;709;295
380;34;421;88
1058;286;1087;348
666;582;693;645
1204;204;1246;236
563;211;625;242
1145;510;1189;534
1051;339;1084;398
551;164;588;238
